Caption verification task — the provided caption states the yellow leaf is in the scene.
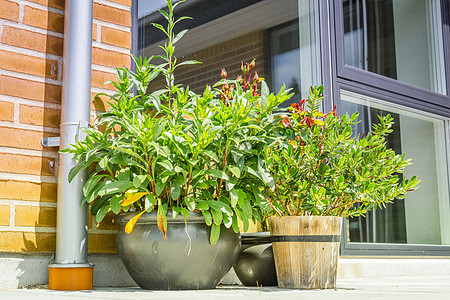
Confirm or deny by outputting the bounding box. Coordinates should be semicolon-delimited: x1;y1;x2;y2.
314;119;324;126
157;205;167;239
121;192;148;207
125;210;145;234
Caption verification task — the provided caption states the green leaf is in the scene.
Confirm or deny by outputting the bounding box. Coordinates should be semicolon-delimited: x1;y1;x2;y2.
68;154;97;182
243;166;274;190
96;205;110;223
99;156;109;169
145;194;156;212
110;194;121;214
202;150;219;163
195;201;209;211
202;211;212;226
185;197;196;211
175;60;201;68
211;209;223;226
83;174;109;197
260;80;269;112
155;181;165;196
171;183;180;200
204;169;229;180
133;175;147;188
207;201;233;216
227;165;241;178
117;168;131;181
230;188;238;208
210;223;220;245
237;189;247;207
252;186;271;212
223;213;232;228
241;200;252;219
98;180;133;196
157;160;174;171
226;177;237;191
173;29;188;44
231;214;239;233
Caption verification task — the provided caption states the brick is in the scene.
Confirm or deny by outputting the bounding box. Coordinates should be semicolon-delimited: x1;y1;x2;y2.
93;23;97;40
0;231;55;252
0;127;58;151
19;104;60;128
0;100;14;122
91;92;112;112
27;0;64;10
101;27;131;49
23;6;64;33
0;0;19;22
88;233;116;253
91;69;116;89
1;26;63;56
92;47;130;68
95;211;119;230
0;180;57;202
0;75;61;104
0;50;58;79
93;3;131;27
0;205;10;226
0;153;56;176
15;205;56;227
108;0;132;6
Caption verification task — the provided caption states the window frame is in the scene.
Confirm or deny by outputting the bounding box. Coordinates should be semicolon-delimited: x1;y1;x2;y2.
321;0;450;256
331;0;450;116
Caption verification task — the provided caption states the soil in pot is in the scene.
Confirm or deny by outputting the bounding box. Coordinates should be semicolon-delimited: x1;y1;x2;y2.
116;211;241;290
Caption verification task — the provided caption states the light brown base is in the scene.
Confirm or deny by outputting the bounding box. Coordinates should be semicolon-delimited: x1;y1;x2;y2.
48;266;93;290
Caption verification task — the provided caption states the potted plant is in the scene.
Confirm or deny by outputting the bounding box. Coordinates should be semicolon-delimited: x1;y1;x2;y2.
265;85;420;289
61;0;291;290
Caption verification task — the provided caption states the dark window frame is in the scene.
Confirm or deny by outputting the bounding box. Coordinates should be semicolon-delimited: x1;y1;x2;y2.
321;0;450;256
330;0;450;117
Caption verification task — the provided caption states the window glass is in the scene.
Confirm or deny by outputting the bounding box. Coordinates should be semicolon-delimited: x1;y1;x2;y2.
137;0;320;102
341;90;450;245
342;0;446;94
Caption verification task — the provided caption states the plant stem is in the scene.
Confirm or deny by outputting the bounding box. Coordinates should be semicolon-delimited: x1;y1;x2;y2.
216;145;229;198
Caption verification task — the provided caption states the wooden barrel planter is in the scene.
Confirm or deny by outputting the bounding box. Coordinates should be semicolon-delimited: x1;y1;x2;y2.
268;216;343;289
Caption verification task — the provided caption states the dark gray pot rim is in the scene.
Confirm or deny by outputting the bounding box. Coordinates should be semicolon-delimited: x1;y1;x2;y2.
117;210;205;225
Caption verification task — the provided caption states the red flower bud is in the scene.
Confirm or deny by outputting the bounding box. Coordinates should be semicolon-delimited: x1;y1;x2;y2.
289;103;301;113
282;116;290;128
241;62;249;75
249;59;256;70
253;72;260;83
221;68;227;79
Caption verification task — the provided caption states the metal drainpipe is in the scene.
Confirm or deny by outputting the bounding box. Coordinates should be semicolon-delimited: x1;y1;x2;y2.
48;0;94;291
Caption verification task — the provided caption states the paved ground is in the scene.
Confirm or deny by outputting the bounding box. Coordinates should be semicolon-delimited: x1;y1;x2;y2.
1;276;450;299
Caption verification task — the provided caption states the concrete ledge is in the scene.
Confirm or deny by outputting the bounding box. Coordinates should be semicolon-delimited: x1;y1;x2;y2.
0;253;137;289
338;257;450;279
2;252;450;289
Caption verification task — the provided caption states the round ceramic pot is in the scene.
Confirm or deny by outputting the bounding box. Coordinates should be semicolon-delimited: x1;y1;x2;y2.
269;216;343;289
116;211;241;290
233;232;278;286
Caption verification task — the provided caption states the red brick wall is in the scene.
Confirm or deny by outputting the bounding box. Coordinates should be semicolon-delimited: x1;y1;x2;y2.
0;0;131;253
149;30;268;94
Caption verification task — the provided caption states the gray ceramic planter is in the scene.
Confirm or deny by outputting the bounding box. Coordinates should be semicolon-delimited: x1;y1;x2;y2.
116;211;241;290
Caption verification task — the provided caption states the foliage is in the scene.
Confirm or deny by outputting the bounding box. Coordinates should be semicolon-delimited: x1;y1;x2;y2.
60;0;292;244
265;85;420;217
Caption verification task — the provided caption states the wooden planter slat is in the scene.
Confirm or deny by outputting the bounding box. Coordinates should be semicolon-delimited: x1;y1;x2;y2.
269;216;342;289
